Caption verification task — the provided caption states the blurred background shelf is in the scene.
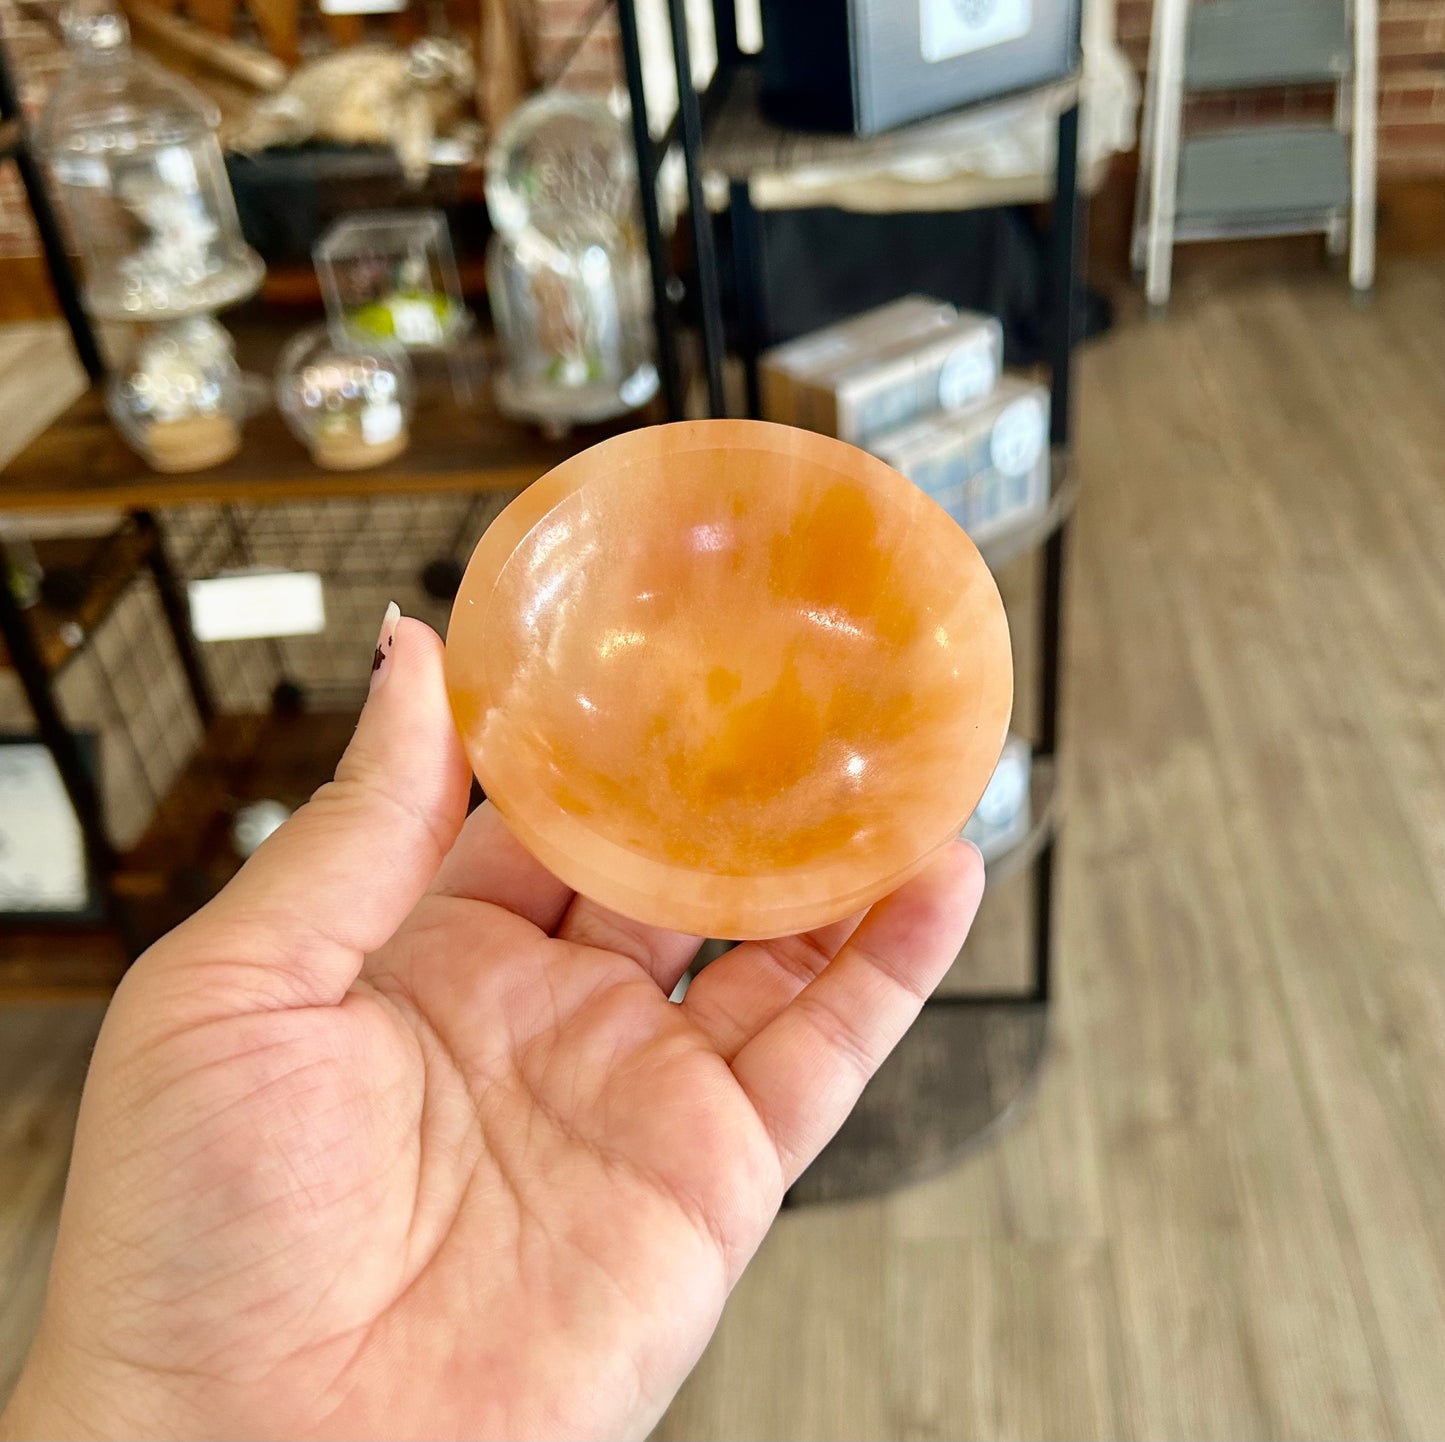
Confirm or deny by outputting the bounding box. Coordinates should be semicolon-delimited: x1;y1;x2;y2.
0;319;659;513
978;452;1076;573
0;926;129;1000
696;63;1082;184
111;709;354;940
0;520;154;675
980;757;1058;887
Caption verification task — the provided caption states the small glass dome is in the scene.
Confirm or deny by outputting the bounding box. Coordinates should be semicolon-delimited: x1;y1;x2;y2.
485;93;637;243
485;94;656;429
275;326;414;470
39;0;263;319
107;316;245;471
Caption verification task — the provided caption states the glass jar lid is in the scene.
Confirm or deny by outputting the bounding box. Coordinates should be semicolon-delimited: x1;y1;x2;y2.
485;93;636;243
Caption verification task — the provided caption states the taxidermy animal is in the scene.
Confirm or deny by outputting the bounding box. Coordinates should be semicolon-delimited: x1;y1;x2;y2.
229;39;475;185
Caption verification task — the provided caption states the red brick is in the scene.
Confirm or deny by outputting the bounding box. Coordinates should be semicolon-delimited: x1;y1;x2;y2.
1381;15;1436;55
1380;146;1445;175
1381;78;1445;113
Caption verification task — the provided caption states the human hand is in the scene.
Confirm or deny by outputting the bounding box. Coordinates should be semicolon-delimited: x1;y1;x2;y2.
1;611;983;1441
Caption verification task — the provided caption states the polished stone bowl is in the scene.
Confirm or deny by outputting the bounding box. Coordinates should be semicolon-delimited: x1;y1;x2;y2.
445;420;1012;938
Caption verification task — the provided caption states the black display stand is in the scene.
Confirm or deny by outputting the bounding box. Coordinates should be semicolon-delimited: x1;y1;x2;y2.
615;0;1083;1201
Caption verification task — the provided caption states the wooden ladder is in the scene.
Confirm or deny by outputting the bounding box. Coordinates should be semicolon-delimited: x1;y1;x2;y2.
1131;0;1377;306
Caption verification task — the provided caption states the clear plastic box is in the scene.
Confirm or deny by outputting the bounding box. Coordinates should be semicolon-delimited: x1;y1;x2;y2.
314;211;469;351
962;734;1032;861
869;376;1051;544
761;302;1003;444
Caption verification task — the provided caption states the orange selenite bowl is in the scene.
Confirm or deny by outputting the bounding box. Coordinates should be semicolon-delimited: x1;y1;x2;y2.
444;420;1012;938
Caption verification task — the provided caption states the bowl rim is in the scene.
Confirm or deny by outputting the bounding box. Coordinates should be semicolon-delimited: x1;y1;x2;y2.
444;418;1014;937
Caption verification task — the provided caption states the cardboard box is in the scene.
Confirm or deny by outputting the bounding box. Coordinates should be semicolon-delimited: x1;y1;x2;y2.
869;376;1050;545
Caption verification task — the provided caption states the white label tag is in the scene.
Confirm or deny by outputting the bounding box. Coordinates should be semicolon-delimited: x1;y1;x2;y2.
0;744;88;911
392;300;444;346
188;570;326;643
990;395;1047;476
937;344;997;409
51;155;109;188
361;401;403;446
920;0;1033;63
321;0;406;13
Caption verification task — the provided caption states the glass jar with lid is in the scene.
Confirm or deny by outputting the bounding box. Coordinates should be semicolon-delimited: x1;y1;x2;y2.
485;93;657;431
38;0;263;319
106;315;246;471
275;326;414;470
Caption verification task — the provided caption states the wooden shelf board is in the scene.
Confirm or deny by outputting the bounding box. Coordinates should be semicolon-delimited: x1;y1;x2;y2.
0;926;129;999
0;522;154;676
700;63;1081;184
0;316;659;513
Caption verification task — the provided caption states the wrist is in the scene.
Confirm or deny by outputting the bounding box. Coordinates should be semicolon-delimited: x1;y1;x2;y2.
1;1352;80;1440
1;1339;175;1442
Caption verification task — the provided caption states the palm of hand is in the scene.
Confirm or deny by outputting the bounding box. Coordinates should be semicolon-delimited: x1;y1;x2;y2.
61;907;777;1438
10;620;979;1442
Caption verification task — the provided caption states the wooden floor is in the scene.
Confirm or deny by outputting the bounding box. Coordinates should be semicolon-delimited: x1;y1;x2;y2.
6;259;1445;1436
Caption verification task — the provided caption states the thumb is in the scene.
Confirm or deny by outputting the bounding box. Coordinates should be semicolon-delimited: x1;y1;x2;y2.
141;605;473;1010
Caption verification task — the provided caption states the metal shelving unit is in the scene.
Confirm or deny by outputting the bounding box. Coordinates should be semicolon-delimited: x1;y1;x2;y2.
0;25;656;981
616;0;1084;1200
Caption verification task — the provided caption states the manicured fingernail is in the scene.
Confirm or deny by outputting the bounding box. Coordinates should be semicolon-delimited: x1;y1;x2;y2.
370;601;400;693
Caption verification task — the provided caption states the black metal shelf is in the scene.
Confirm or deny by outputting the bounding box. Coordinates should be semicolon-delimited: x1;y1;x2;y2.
618;0;1083;1198
0;520;154;679
695;62;1081;184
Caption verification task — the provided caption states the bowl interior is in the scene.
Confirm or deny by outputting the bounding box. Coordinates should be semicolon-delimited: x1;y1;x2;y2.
446;421;1012;936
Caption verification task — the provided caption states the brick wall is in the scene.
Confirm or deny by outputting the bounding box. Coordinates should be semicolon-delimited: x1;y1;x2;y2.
1115;0;1445;177
0;0;624;260
530;0;622;93
10;0;1437;262
0;0;69;260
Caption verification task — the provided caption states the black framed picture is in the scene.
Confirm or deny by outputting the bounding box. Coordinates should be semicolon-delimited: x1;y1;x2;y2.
0;734;105;924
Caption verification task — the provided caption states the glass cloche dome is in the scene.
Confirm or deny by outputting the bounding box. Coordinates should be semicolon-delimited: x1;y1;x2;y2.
39;0;263;319
485;93;657;430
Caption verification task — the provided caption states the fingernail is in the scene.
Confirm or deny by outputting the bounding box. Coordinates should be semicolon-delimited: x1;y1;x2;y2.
370;601;400;694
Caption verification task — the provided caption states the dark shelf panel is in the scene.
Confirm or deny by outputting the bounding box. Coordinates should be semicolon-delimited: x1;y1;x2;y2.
698;63;1081;183
0;522;154;677
0;926;129;999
